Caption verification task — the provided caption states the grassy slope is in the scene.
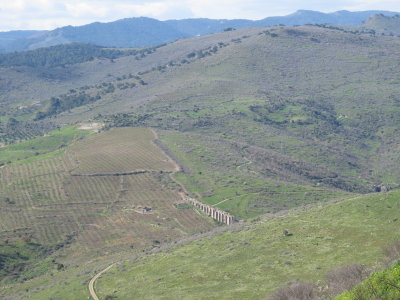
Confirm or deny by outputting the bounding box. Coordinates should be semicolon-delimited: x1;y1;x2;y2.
92;190;400;300
335;261;400;300
161;131;351;219
46;26;400;191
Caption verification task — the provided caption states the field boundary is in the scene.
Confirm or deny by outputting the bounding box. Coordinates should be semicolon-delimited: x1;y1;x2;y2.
71;170;153;176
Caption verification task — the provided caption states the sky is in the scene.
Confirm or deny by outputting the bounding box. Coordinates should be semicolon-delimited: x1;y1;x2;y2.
1;0;400;31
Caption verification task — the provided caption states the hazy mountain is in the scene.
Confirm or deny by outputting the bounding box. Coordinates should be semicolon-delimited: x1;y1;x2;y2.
1;10;398;53
0;30;44;53
3;17;185;53
256;9;398;26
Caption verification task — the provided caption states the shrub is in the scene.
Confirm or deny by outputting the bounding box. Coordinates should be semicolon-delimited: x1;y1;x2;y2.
326;264;367;296
383;239;400;264
269;282;316;300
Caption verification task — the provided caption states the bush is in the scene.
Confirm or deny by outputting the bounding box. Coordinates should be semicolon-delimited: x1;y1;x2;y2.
269;282;316;300
383;240;400;264
326;264;367;296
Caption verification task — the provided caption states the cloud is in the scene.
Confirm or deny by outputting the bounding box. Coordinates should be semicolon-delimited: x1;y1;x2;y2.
0;0;399;31
342;0;400;11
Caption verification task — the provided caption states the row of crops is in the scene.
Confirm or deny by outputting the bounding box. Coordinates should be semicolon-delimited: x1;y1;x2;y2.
0;128;214;261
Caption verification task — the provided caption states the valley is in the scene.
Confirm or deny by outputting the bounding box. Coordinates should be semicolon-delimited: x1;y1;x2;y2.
0;13;399;300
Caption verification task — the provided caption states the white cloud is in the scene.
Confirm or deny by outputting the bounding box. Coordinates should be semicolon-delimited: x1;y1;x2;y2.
342;0;400;11
0;0;399;31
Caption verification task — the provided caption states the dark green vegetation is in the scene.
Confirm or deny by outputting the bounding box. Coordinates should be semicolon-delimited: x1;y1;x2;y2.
0;22;400;299
0;118;56;145
0;43;140;68
336;261;400;300
0;239;54;284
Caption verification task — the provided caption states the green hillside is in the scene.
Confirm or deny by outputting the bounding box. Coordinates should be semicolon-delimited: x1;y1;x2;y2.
161;131;350;218
96;191;399;300
13;190;398;300
50;26;400;192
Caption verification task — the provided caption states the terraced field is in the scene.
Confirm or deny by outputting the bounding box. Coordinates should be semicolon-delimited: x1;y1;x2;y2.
69;128;178;175
0;127;214;268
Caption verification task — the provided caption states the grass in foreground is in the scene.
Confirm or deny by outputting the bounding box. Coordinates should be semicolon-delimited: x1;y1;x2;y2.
92;190;400;300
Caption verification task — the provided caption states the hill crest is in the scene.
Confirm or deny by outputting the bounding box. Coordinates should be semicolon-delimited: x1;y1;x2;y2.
1;9;399;53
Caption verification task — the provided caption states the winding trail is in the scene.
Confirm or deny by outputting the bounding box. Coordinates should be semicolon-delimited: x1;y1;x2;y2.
89;263;116;300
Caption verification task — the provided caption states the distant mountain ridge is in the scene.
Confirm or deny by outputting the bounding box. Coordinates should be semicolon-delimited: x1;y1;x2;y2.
0;9;398;53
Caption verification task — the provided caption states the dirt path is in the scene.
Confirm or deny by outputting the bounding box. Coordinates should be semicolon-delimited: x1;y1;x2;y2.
150;128;180;172
212;192;262;207
89;263;116;300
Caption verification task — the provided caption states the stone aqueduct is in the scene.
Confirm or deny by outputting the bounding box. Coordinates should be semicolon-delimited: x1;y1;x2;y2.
184;196;235;225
